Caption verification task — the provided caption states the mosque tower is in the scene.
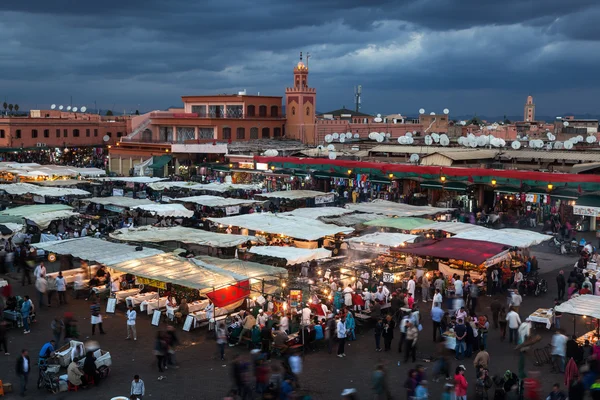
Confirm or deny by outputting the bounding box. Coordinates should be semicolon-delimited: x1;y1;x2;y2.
285;52;317;144
524;95;535;122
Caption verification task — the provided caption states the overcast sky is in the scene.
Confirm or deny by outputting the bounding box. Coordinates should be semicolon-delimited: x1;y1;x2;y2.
2;0;600;117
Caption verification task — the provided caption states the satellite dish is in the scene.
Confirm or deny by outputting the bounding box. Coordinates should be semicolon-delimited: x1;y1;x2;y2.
332;132;339;139
328;152;337;160
339;136;346;143
376;114;382;118
50;104;56;110
353;133;359;139
409;154;420;163
103;135;110;142
429;112;435;115
373;117;383;123
327;144;335;151
66;106;71;111
443;108;450;115
72;107;78;112
586;135;596;144
407;137;414;144
369;132;378;140
431;133;440;142
376;135;384;143
385;133;391;138
324;134;332;143
58;105;64;110
405;132;412;138
546;143;553;150
554;141;563;150
477;136;487;147
398;136;407;144
345;132;352;139
424;135;433;145
460;121;466;126
511;141;521;150
469;138;477;148
577;135;584;143
536;140;544;149
419;108;425;115
80;106;87;113
563;121;569;127
564;141;574;150
440;136;450;146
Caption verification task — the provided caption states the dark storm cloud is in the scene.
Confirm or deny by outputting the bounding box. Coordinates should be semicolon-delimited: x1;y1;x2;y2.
1;0;600;115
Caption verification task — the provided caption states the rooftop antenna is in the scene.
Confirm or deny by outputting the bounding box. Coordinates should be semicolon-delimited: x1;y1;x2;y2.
299;51;302;62
354;85;362;112
306;52;311;68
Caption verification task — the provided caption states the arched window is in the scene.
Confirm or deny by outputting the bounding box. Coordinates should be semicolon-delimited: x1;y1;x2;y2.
306;107;310;116
292;107;296;116
274;127;281;137
247;105;255;117
250;127;258;139
261;127;270;138
270;106;278;117
236;127;245;139
259;105;267;117
222;127;231;140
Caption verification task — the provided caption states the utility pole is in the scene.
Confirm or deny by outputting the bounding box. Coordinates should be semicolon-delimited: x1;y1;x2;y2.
354;85;362;113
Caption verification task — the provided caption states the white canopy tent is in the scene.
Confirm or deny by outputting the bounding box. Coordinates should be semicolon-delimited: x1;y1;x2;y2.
411;221;484;235
208;213;354;241
110;226;264;247
0;204;79;229
282;207;353;219
346;232;418;253
554;294;600;320
192;256;288;280
0;183;91;197
345;199;453;217
248;246;332;265
148;181;261;192
134;204;194;218
172;195;264;208
255;190;329;200
32;237;164;266
84;196;156;209
93;177;167;183
319;213;383;227
452;228;552;248
0;163;105;177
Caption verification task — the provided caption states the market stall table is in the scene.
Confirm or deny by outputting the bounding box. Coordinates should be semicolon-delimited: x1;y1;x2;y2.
528;308;554;329
114;288;141;303
443;330;456;350
126;292;159;308
576;330;600;346
142;297;168;314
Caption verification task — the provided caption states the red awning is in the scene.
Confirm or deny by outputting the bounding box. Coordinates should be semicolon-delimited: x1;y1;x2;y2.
395;238;507;265
206;280;250;307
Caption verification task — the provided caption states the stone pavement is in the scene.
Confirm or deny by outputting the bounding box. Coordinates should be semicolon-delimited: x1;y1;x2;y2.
0;242;587;399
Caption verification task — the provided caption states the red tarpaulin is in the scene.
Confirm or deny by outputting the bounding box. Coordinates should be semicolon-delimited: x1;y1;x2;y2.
394;238;507;265
206;280;250;307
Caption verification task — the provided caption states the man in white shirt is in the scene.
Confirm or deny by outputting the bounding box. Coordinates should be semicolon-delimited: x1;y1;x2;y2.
551;330;567;373
432;289;443;310
257;309;269;327
379;282;390;299
55;272;67;305
301;304;311;325
514;269;524;288
454;278;464;297
374;287;387;304
407;276;416;298
34;262;46;280
343;285;354;307
130;374;145;399
510;291;523;314
126;305;137;340
336;316;347;357
279;313;290;333
506;307;521;344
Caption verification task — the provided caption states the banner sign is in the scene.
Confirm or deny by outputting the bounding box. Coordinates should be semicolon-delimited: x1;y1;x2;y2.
315;193;335;204
136;277;167;289
382;272;395;283
112;188;124;196
225;205;240;215
206;280;250;307
574;205;600;217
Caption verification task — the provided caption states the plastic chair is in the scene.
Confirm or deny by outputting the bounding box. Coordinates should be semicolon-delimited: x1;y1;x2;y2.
84;374;95;386
67;382;78;392
0;379;4;396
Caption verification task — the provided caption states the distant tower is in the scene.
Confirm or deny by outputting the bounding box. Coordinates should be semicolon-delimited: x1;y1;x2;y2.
524;95;535;122
285;52;317;144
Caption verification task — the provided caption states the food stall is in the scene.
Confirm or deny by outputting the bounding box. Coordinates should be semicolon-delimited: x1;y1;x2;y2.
555;294;600;343
345;199;454;218
170;195;265;217
0;204;80;234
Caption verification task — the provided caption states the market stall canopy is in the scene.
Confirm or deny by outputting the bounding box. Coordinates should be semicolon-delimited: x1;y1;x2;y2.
34;180;94;187
110;226;264;247
148;181;261;192
364;217;434;230
32;237;163;265
400;238;507;265
0;223;23;236
554;294;600;320
452;228;552;248
192;256;288;280
208;213;354;241
0;204;79;229
0;183;91;197
84;196;156;209
319;213;383;227
0;163;105;177
411;221;484;235
345;199;453;217
133;203;194;218
171;195;264;208
255;190;331;200
281;207;353;219
346;232;418;253
108;253;243;290
248;246;332;265
93;177;167;183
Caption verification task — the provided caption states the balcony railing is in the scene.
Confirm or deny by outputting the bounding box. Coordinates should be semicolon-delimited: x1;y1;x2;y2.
149;112;284;120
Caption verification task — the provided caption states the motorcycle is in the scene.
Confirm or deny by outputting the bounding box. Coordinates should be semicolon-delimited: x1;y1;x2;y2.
520;272;548;296
556;239;578;255
547;236;563;248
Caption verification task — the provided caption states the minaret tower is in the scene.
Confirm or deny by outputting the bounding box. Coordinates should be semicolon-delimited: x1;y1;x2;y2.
285;52;317;144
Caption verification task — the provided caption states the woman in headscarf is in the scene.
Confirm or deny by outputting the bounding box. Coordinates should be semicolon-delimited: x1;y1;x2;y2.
82;350;99;385
345;311;356;341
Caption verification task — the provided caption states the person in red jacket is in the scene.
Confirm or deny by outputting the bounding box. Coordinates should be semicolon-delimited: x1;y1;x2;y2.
523;371;542;400
454;365;468;400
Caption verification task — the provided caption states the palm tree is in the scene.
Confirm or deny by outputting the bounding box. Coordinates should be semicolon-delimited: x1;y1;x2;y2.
8;104;13;114
2;102;6;113
14;104;19;113
105;110;113;116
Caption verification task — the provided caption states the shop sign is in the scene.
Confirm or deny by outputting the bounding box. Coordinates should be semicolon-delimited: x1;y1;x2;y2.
256;163;269;171
225;205;240;215
136;277;167;289
112;188;124;196
315;193;335;204
382;272;395;283
33;195;45;204
289;289;302;308
574;205;600;217
104;205;125;213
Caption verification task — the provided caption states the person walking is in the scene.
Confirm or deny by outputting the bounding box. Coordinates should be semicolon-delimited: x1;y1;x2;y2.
506;307;521;344
35;273;47;308
454;318;467;360
56;272;67;305
490;298;501;329
431;302;444;342
382;314;395;351
469;282;480;314
372;363;390;400
46;275;57;307
373;318;383;352
454;365;468;400
422;274;431;303
126;305;137;341
551;330;567;373
130;374;145;399
0;320;9;355
556;271;566;301
154;332;167;373
15;348;30;397
498;307;507;341
21;297;31;334
404;321;418;363
51;317;64;346
90;299;105;335
336;315;347;358
216;321;227;361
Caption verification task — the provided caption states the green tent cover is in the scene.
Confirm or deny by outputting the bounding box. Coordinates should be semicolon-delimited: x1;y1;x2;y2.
364;217;434;230
150;155;172;170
